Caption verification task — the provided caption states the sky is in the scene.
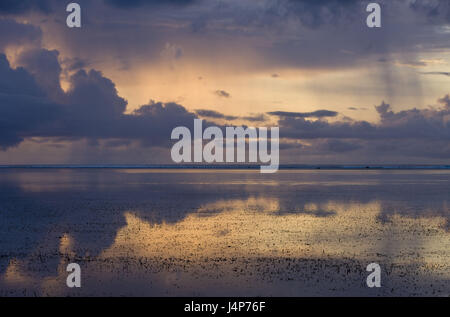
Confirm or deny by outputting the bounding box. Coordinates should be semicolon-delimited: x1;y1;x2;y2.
0;0;449;164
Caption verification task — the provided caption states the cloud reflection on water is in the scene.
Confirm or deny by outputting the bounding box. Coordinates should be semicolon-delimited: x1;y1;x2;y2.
0;169;449;295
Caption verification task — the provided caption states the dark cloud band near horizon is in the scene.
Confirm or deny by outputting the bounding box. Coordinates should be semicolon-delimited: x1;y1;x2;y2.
1;47;450;161
268;110;339;118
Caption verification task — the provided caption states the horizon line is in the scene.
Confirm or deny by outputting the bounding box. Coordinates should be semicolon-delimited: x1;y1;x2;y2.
1;164;450;170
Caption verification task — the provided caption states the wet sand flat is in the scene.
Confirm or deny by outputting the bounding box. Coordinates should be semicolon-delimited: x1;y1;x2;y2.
0;169;449;296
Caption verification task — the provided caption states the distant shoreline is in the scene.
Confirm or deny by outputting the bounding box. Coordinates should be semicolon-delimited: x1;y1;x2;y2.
1;164;450;170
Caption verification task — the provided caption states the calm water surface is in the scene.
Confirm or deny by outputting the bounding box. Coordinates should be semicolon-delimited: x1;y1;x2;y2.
0;169;448;296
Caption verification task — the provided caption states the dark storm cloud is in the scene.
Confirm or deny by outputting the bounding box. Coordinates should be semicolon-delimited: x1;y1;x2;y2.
16;49;64;100
0;54;44;97
321;139;362;153
104;0;197;9
2;46;450;160
0;53;61;149
57;74;199;147
0;0;52;14
285;0;362;28
253;0;450;70
263;96;450;161
279;116;374;140
421;72;450;77
214;90;231;98
268;110;339;118
241;114;268;122
196;110;268;123
127;101;198;147
25;0;368;71
282;0;450;28
0;51;198;150
13;0;447;74
277;98;450;142
438;94;450;107
0;0;196;16
62;57;90;71
0;18;42;50
195;109;238;121
409;0;450;23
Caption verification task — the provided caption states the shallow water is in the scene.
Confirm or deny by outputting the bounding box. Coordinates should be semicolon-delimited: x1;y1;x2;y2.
0;169;449;296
